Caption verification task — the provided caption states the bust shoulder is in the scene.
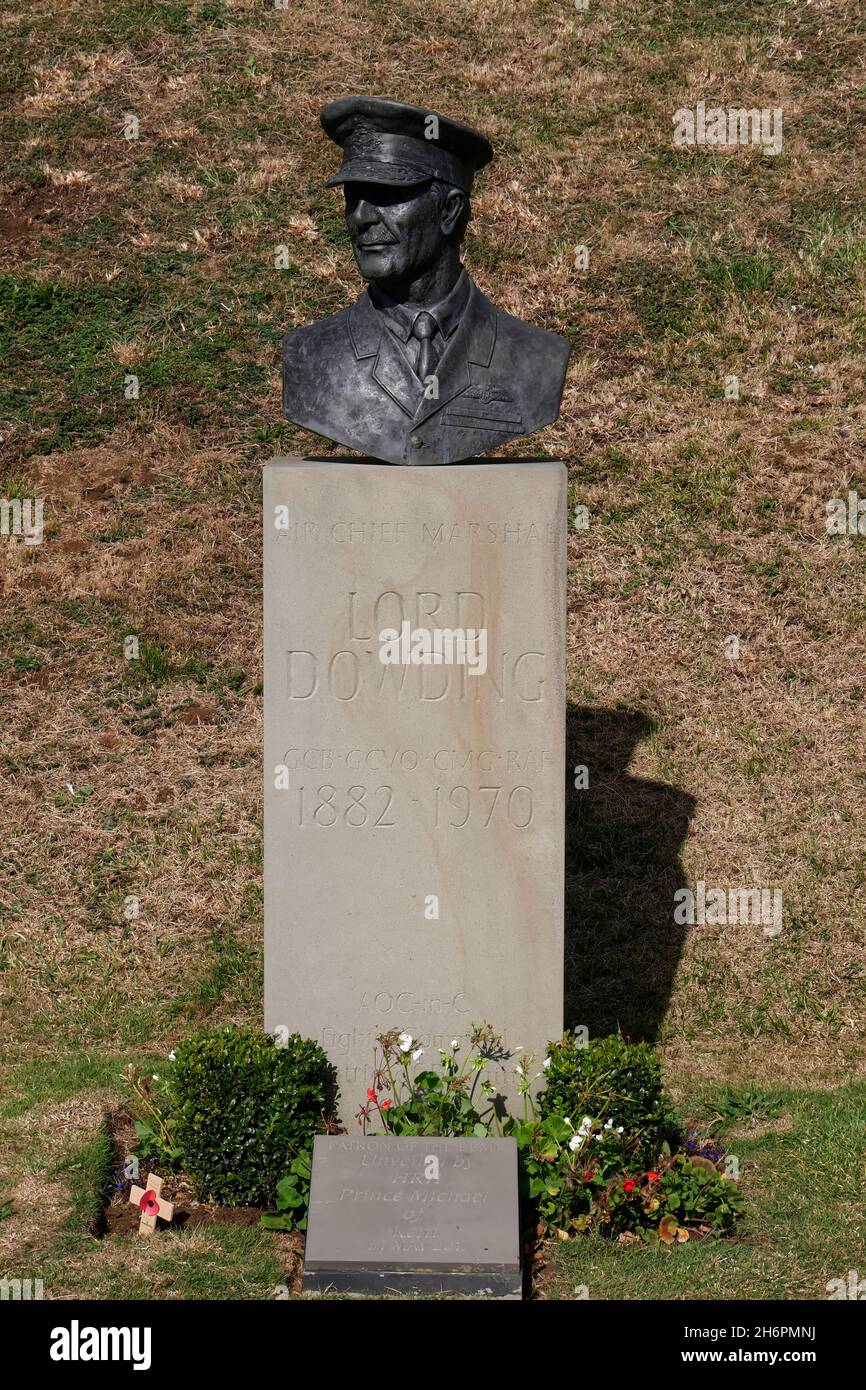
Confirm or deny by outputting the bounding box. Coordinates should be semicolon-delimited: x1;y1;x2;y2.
282;306;354;366
490;300;570;365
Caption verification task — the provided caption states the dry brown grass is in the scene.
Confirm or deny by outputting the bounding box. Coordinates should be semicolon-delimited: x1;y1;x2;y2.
1;0;864;1105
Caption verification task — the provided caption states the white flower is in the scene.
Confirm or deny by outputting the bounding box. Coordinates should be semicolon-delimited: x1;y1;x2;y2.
514;1062;524;1075
616;1126;624;1135
568;1134;584;1152
397;1031;413;1052
168;1050;176;1061
451;1039;459;1049
411;1047;424;1062
543;1056;552;1069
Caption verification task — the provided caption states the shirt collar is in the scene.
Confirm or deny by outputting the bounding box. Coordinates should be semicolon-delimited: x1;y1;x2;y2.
369;269;470;343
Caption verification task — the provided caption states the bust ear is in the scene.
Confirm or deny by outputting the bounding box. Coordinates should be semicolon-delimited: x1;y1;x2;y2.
440;188;466;239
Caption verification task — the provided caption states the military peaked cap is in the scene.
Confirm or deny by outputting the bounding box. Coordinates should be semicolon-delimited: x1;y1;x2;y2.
321;96;493;194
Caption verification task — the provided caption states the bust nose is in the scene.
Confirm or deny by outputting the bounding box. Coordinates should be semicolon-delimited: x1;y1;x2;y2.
349;198;379;228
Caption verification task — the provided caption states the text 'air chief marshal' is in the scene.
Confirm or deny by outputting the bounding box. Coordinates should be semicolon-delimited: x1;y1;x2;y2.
282;96;571;466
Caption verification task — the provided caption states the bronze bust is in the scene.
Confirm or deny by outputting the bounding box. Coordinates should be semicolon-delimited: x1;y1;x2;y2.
282;96;570;466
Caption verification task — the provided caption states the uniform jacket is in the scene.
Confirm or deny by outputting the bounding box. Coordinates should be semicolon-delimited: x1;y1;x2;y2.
282;276;570;466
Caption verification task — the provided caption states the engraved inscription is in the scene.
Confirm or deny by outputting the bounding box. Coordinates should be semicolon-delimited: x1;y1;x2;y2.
284;590;546;703
312;1140;504;1262
289;782;536;828
276;517;561;544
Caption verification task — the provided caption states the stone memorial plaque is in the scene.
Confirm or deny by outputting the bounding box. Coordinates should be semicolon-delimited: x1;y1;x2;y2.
264;457;566;1108
303;1134;521;1296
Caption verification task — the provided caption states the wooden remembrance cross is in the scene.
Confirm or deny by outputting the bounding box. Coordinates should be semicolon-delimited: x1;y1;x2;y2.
129;1172;174;1236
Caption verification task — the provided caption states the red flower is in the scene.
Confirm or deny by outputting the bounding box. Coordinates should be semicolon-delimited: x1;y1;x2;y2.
647;1171;661;1182
380;1099;392;1111
584;1170;596;1181
623;1179;636;1192
366;1089;376;1099
139;1189;159;1215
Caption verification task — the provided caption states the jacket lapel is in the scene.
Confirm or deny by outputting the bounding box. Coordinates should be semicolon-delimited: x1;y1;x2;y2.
348;290;419;418
372;333;423;418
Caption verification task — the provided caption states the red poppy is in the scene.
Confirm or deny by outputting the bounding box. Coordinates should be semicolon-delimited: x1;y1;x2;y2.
381;1099;392;1110
366;1088;376;1099
139;1189;159;1215
647;1171;661;1182
623;1179;636;1192
584;1170;595;1181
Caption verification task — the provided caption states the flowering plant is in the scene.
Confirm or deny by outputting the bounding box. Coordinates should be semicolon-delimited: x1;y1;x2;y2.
357;1025;508;1137
121;1064;183;1168
501;1042;742;1242
506;1112;605;1231
600;1153;744;1242
540;1032;680;1172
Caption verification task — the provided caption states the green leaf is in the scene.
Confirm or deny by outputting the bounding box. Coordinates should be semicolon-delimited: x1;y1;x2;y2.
542;1116;572;1142
260;1213;292;1230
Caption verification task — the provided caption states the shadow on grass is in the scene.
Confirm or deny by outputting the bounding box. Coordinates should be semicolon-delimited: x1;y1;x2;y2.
565;703;695;1043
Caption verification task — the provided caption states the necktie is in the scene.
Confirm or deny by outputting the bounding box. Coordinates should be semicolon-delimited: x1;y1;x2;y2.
411;311;438;382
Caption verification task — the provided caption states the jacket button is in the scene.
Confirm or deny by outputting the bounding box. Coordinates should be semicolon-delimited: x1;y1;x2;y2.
410;434;424;449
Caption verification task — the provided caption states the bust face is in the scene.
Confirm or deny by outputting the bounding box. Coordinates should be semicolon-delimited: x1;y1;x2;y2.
344;180;445;284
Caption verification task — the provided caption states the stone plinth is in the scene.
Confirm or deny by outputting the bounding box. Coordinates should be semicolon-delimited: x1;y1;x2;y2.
264;458;565;1112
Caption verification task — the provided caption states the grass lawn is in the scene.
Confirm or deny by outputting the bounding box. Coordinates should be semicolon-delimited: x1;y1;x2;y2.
1;0;864;1298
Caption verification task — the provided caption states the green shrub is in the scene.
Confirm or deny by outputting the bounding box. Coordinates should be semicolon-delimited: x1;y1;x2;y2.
540;1033;679;1171
171;1026;336;1205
